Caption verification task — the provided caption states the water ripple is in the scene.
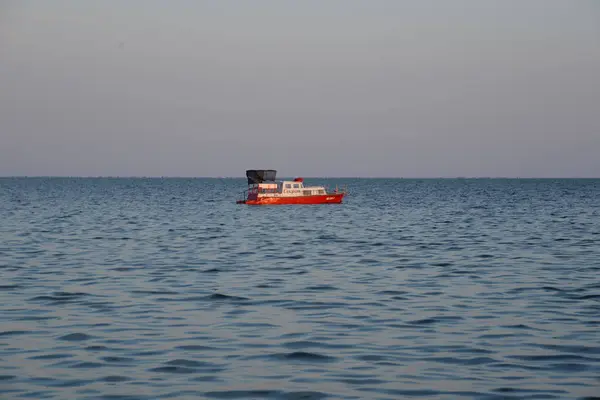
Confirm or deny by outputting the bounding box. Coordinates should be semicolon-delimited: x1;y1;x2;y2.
1;177;599;399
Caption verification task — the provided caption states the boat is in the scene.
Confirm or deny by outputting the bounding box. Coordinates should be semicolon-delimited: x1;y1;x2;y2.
236;169;346;205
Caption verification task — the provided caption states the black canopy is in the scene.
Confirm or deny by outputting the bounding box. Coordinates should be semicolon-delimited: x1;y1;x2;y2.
246;170;277;184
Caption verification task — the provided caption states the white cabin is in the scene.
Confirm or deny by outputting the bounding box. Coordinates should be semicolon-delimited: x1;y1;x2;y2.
252;179;327;197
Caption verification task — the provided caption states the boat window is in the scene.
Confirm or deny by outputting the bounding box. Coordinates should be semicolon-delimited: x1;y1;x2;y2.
303;190;312;196
319;189;325;194
285;184;291;189
293;184;300;189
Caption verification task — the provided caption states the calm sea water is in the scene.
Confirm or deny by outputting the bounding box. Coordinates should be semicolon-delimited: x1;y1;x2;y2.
1;178;599;400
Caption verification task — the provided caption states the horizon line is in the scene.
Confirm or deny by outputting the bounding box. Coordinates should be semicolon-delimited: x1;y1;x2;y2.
1;175;599;179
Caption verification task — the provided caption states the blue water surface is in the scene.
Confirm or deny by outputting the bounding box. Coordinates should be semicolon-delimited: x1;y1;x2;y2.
1;178;599;399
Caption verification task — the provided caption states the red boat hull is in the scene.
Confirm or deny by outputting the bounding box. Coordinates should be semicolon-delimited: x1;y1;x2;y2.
238;193;345;205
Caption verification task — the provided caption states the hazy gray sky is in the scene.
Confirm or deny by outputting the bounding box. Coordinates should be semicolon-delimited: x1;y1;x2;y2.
1;0;599;177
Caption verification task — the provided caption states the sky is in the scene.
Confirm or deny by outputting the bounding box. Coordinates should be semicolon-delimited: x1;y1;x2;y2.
1;0;599;177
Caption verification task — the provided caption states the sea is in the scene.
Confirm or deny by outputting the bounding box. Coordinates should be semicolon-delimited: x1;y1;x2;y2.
1;177;599;400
